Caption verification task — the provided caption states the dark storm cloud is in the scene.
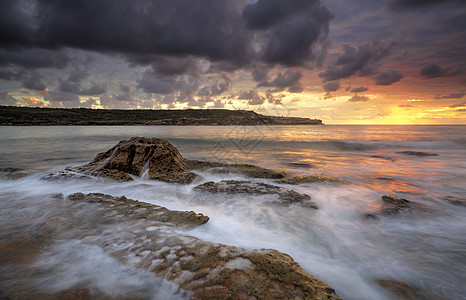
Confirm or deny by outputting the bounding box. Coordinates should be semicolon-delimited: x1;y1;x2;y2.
0;68;19;81
251;68;269;82
351;87;369;93
348;95;370;102
420;63;455;79
149;57;201;76
244;0;334;66
138;68;198;95
58;67;106;95
258;70;302;89
319;42;392;82
374;69;403;85
0;49;70;69
1;0;335;102
79;84;106;96
22;71;46;91
0;0;36;48
243;0;316;29
0;0;252;65
388;0;465;10
323;81;340;92
3;0;328;68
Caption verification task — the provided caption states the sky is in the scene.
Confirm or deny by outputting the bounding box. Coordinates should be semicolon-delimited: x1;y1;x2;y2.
0;0;465;124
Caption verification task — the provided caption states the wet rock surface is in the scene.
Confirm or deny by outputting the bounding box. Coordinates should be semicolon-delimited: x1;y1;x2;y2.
75;137;197;183
370;155;397;161
194;180;318;208
376;279;419;300
185;159;286;179
0;167;29;179
43;137;286;183
374;176;395;181
276;174;350;185
443;195;466;207
397;151;439;157
68;193;210;229
286;162;315;168
1;192;339;299
365;195;429;219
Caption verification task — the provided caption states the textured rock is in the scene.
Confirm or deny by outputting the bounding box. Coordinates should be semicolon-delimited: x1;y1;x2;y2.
0;167;29;180
376;279;419;300
365;195;429;219
185;159;286;179
397;151;438;157
68;192;209;229
73;137;198;183
45;137;286;183
194;180;318;208
276;174;350;185
67;193;338;299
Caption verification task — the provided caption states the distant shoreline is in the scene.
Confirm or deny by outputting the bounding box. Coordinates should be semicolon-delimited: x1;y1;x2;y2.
0;106;323;126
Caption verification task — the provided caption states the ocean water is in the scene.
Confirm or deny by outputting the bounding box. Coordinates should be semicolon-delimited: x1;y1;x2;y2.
0;125;465;299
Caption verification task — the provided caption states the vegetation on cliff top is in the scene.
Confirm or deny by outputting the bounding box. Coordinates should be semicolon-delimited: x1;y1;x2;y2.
0;106;322;125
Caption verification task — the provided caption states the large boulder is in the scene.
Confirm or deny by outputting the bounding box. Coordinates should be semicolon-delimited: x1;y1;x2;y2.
92;137;197;183
66;137;198;183
45;137;286;183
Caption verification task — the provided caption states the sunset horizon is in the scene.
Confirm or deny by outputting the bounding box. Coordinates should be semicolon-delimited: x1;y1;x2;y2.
1;0;465;124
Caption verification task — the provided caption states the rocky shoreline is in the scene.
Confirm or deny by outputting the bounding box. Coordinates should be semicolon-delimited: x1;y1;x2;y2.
2;137;440;299
0;137;340;299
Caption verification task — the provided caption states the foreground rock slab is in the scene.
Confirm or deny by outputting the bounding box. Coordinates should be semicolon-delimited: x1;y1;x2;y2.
194;180;318;208
44;137;286;183
68;192;209;229
68;193;338;299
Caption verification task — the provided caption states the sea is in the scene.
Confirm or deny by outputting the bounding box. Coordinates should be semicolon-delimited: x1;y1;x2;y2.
0;125;465;299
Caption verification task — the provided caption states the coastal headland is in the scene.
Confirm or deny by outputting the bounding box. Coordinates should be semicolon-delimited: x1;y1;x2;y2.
0;106;323;126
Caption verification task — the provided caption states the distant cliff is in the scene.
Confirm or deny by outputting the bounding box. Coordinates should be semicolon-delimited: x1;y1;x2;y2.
0;106;323;126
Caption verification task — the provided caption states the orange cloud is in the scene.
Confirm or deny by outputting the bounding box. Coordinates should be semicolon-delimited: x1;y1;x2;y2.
19;97;46;107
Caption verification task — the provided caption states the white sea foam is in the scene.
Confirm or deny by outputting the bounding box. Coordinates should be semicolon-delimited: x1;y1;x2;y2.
33;240;188;299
